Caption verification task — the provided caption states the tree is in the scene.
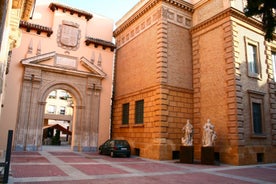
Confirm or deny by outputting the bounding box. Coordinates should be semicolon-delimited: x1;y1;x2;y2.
244;0;276;41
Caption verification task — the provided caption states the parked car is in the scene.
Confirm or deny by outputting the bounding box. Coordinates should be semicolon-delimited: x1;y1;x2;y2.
99;139;131;157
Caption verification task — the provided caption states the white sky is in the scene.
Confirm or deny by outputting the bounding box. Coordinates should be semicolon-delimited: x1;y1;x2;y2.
55;0;140;23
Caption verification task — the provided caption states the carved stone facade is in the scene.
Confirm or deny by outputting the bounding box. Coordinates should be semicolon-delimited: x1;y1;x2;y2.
113;0;276;165
0;2;115;153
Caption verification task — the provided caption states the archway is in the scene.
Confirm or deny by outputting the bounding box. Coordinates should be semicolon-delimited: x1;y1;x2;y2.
14;53;104;152
42;89;74;148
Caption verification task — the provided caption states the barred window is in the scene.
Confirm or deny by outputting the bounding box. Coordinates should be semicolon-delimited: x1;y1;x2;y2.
122;103;129;125
248;91;265;137
135;100;144;124
252;102;262;134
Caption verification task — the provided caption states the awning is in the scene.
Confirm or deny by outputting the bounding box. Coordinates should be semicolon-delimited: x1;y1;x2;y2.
43;124;72;136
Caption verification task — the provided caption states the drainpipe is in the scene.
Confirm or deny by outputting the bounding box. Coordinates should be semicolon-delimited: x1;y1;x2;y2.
29;0;36;19
110;49;117;139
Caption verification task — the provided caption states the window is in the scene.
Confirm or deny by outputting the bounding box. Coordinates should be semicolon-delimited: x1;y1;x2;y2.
49;91;57;99
47;105;56;114
60;106;66;115
135;100;144;124
249;91;265;136
248;44;259;74
245;37;261;78
272;51;276;82
122;103;129;125
59;90;68;100
252;102;262;134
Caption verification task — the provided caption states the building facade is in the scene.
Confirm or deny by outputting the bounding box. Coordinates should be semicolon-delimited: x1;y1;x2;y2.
0;0;35;157
0;1;115;153
112;0;276;165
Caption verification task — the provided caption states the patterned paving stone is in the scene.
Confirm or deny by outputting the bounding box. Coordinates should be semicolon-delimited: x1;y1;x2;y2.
11;156;50;163
48;152;80;156
217;167;276;183
123;162;186;173
57;156;97;163
71;163;129;175
13;173;254;184
10;149;276;184
100;156;144;162
12;152;41;156
12;165;68;178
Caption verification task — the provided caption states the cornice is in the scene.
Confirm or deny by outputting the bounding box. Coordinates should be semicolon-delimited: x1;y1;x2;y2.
21;0;35;21
19;20;53;37
114;0;193;36
191;7;263;34
80;57;106;78
85;37;116;52
49;3;93;21
21;52;104;79
21;51;56;64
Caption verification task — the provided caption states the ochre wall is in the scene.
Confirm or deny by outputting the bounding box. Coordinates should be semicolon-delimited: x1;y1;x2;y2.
115;24;158;96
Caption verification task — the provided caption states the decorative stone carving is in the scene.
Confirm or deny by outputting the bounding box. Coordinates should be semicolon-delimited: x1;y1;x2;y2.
202;119;217;147
57;20;81;50
181;119;193;146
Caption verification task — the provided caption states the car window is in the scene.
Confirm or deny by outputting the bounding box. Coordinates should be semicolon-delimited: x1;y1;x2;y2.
104;140;111;146
115;140;129;147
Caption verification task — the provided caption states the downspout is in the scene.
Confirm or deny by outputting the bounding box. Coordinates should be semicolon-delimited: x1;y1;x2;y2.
110;48;117;139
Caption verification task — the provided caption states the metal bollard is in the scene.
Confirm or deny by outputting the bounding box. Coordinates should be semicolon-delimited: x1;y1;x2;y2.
3;130;13;183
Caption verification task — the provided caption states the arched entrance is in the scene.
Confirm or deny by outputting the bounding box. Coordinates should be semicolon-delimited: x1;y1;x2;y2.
42;89;74;147
14;52;106;152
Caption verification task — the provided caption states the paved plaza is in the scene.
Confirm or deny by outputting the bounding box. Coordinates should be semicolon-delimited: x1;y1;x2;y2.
7;146;276;184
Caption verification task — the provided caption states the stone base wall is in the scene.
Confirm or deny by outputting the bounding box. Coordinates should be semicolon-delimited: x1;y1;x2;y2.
238;146;276;165
112;85;193;160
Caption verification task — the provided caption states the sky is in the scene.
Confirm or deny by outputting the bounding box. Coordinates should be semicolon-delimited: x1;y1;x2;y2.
55;0;140;23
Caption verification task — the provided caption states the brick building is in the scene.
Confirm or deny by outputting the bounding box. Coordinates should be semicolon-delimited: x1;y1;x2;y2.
112;0;276;165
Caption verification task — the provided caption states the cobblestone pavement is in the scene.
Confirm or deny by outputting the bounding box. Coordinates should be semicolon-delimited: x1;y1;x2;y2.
8;147;276;184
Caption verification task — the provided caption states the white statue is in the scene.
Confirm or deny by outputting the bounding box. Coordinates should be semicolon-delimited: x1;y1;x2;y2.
181;119;193;146
202;119;216;147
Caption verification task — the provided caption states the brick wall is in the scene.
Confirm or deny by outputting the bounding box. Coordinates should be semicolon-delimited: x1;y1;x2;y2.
112;85;193;160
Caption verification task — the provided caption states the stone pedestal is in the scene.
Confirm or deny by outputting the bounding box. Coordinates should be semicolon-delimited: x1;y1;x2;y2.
180;146;194;164
201;147;214;165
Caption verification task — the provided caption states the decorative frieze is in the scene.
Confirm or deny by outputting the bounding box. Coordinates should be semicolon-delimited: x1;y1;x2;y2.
116;6;192;49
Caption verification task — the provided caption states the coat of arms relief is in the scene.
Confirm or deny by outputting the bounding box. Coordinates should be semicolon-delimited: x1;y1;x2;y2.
57;20;81;50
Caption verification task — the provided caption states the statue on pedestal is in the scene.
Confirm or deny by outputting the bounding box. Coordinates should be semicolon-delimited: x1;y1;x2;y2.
202;119;216;147
181;119;193;146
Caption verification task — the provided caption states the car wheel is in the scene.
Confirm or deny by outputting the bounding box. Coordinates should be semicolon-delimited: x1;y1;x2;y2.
110;151;115;157
126;154;130;158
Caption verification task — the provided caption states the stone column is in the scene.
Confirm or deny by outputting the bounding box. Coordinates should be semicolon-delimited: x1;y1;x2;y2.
73;105;85;152
81;79;101;152
15;70;41;151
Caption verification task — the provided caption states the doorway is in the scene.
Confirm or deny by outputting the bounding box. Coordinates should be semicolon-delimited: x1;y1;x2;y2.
42;89;74;149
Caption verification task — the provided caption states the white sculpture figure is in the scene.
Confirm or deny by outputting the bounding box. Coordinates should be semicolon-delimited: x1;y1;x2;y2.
202;119;217;147
181;119;193;146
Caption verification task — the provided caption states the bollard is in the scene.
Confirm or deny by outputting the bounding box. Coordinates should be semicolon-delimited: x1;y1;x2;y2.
3;130;13;183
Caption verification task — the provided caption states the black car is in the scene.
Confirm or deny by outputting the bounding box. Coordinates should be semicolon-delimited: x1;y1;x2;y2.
99;139;131;157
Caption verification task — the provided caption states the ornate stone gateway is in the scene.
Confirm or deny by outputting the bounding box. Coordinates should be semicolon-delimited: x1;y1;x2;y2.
14;52;106;152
